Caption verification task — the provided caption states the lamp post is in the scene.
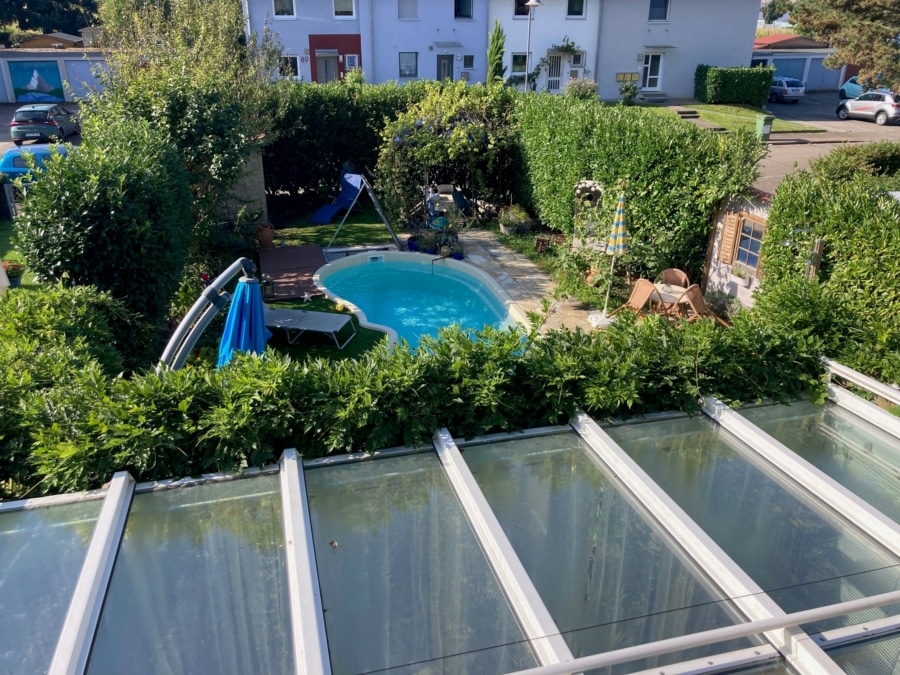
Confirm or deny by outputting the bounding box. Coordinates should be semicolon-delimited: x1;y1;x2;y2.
524;0;542;92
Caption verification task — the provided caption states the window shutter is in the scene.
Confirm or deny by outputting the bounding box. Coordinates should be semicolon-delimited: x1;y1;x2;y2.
717;212;741;263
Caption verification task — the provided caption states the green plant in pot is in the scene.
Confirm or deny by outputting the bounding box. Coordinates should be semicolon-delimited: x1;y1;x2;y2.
730;265;752;287
418;230;438;254
3;260;25;288
498;205;531;235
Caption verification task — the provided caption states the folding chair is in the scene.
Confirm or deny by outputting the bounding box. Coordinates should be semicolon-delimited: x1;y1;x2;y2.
656;268;690;287
609;279;665;318
677;285;730;327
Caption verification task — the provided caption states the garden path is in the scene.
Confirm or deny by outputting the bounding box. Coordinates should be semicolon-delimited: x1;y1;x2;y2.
458;228;594;334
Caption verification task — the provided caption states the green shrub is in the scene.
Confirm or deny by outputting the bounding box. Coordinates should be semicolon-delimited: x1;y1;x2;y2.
14;119;194;326
564;77;599;100
515;96;764;279
695;65;773;106
809;141;900;187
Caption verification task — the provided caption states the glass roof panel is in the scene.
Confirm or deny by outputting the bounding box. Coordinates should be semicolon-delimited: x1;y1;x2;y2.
461;432;756;671
305;452;536;675
0;499;102;675
610;416;900;633
830;633;900;674
86;474;293;675
740;401;900;522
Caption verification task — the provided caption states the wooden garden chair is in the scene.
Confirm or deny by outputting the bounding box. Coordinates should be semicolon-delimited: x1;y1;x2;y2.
656;268;690;287
610;279;665;318
677;285;730;327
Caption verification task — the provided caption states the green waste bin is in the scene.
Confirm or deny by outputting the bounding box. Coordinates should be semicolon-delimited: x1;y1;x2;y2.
755;114;774;142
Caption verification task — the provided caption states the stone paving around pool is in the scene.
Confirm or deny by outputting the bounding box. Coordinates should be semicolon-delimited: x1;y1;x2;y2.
457;228;595;334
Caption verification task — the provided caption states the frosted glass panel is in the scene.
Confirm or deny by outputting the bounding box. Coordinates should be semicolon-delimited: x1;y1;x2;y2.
87;475;292;675
610;416;900;633
740;401;900;521
0;500;101;675
463;433;755;672
831;633;900;674
306;453;536;675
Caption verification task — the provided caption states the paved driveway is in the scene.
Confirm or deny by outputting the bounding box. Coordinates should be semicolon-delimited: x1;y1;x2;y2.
768;90;900;139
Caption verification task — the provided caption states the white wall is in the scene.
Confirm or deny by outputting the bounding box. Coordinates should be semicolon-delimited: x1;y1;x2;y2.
596;0;759;100
368;0;489;84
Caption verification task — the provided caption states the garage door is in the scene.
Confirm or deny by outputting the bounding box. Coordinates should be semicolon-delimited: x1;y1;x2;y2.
772;58;805;81
805;57;841;91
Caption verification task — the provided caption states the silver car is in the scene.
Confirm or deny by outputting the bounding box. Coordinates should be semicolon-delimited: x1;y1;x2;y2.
770;76;805;104
836;91;900;126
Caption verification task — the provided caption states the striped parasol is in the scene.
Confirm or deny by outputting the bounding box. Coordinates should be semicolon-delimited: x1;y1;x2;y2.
600;191;628;319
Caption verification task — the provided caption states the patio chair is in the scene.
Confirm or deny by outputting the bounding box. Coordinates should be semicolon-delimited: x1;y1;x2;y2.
677;285;730;327
609;279;665;318
656;268;690;287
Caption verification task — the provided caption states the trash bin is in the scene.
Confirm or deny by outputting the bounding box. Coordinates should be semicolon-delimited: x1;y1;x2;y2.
755;114;774;142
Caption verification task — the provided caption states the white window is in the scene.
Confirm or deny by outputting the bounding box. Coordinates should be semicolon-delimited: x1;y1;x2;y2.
334;0;354;18
399;52;418;77
279;56;299;78
345;54;359;69
511;53;527;73
455;0;473;18
273;0;295;17
398;0;417;19
649;0;669;21
567;0;585;17
571;51;584;67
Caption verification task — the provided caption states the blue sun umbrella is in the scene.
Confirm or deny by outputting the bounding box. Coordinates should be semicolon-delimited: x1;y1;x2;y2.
217;277;272;368
600;192;628;317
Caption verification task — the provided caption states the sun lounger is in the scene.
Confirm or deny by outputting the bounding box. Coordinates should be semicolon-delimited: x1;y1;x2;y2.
264;307;357;349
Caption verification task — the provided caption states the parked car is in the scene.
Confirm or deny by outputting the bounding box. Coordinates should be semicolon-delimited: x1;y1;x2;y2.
769;76;805;103
9;104;80;146
839;75;891;100
836;91;900;126
0;145;68;182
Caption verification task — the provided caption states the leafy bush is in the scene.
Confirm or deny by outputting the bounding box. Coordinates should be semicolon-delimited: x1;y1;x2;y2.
809;141;900;188
14;118;194;326
618;82;639;105
762;171;900;383
695;65;773;106
564;77;599;100
515;96;764;280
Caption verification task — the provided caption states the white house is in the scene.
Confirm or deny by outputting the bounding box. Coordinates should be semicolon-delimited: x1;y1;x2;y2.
245;0;760;99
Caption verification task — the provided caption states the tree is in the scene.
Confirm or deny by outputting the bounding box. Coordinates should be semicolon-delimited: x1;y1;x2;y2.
486;20;507;82
762;0;793;24
793;0;900;90
1;0;97;36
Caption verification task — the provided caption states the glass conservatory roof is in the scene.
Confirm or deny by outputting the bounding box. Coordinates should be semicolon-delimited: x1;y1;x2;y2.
5;365;900;675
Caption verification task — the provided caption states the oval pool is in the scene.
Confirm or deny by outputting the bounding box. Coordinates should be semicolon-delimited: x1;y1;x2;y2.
315;252;527;347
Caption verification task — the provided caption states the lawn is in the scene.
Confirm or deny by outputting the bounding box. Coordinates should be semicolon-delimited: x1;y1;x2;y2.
641;102;821;133
273;204;402;248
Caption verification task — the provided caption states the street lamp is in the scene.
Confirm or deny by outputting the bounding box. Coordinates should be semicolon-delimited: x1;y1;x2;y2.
524;0;542;92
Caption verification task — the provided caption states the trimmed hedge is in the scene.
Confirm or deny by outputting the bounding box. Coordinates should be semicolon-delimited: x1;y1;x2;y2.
695;65;773;106
514;96;764;279
2;285;826;499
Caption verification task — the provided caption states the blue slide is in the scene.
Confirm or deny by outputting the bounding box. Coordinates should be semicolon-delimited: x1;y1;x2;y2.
311;173;363;224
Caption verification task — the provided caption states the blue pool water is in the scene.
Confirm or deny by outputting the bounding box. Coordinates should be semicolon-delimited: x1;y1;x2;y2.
320;259;509;346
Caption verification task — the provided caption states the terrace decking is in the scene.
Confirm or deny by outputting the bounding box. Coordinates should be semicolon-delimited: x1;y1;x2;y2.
258;244;326;300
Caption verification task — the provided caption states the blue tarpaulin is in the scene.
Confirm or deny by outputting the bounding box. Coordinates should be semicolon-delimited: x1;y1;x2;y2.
217;278;271;368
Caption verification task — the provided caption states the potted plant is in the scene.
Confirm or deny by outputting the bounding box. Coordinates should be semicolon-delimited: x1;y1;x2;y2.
729;266;752;288
406;234;419;252
419;230;438;255
498;205;531;235
450;242;464;260
3;260;25;288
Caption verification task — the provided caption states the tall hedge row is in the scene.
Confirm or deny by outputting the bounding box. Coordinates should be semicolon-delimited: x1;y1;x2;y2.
694;65;773;106
0;284;826;499
262;80;429;197
761;171;900;383
514;96;764;278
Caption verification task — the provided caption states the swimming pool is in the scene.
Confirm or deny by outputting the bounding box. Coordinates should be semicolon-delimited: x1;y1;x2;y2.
315;252;526;347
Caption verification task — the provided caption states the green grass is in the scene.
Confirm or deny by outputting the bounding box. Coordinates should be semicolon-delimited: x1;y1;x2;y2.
0;218;40;288
274;205;401;248
688;103;821;133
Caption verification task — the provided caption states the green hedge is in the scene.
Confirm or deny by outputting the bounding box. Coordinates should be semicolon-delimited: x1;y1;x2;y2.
262;80;429;198
695;65;773;106
1;285;826;499
514;96;764;279
762;169;900;383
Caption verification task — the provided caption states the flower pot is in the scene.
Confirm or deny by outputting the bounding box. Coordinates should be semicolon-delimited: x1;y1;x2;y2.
422;247;437;255
257;222;275;249
730;274;751;288
406;236;419;252
8;276;22;289
451;252;464;260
